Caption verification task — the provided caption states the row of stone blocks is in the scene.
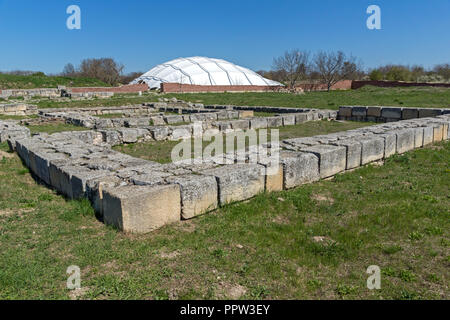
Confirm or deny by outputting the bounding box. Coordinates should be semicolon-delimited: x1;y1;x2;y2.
3;114;449;234
338;106;450;122
0;103;38;115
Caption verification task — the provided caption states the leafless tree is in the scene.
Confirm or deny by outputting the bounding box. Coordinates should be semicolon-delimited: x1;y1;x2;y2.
61;63;76;77
79;58;124;85
273;49;310;89
313;51;361;91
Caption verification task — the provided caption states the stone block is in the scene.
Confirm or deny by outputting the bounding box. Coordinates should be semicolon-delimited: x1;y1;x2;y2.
422;126;434;145
201;164;265;205
352;106;367;117
231;120;250;130
433;124;444;142
419;109;442;118
149;126;170;141
282;114;296;126
250;117;268;129
239;111;254;118
402;108;419;120
295;113;308;123
280;151;319;189
167;175;218;219
330;139;362;169
266;117;283;127
302;145;346;178
395;129;415;154
413;127;424;148
117;128;138;143
102;184;181;233
339;106;352;117
377;133;397;158
381;107;402;119
367;106;381;117
359;136;385;165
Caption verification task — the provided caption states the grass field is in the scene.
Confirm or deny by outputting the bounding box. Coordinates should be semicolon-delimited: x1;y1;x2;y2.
0;140;448;300
32;86;450;110
0;73;109;90
114;120;374;163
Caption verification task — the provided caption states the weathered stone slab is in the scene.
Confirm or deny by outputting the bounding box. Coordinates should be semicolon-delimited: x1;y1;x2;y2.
250;117;268;129
280;151;319;189
377;133;397;157
381;107;402;120
422;126;434;145
282;114;296;126
201;164;265;205
352;106;367;117
302;145;346;178
419;109;442;118
167;174;218;219
402;108;419;120
266;117;283;127
330;139;361;169
339;106;352;117
295;113;308;123
360;136;385;165
103;184;181;233
412;127;424;148
395;129;415;154
367;106;381;117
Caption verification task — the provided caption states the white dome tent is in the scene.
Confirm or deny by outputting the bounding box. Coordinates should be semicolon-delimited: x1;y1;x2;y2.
131;56;282;89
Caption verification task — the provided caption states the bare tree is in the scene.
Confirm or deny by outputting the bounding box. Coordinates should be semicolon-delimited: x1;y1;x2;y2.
313;51;361;91
79;58;124;85
273;49;310;89
61;63;76;77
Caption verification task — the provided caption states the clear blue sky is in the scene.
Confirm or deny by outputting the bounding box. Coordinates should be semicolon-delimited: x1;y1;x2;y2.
0;0;449;74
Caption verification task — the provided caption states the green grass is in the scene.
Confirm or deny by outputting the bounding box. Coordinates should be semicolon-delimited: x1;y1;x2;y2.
0;140;448;300
0;73;109;89
32;86;450;110
0;114;39;121
114;120;374;163
164;86;450;110
25;123;89;135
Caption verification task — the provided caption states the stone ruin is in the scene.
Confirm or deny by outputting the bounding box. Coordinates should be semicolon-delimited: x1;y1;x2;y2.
0;102;449;233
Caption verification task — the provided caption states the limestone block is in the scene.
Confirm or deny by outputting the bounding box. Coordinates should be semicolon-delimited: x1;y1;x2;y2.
395;129;415;154
330;139;361;169
201;164;265;205
359;136;385;165
167;175;218;219
352;106;367;117
149;126;170;141
413;127;424;148
250;117;268;129
266;117;283;127
280;151;319;189
170;126;192;140
282;114;296;126
419;109;442;118
102;184;181;233
381;107;402;119
422;126;434;145
239;111;254;118
377;133;397;158
231;120;250;130
367;107;381;117
432;124;444;142
164;115;184;124
339;106;352;117
402;108;419;120
71;168;112;199
302;145;346;178
117;128;138;143
295;113;308;123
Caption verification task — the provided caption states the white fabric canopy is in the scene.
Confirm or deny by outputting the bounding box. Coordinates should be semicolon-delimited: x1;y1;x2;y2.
131;56;282;89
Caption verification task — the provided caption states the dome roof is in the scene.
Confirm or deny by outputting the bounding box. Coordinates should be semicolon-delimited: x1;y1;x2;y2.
131;56;282;89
